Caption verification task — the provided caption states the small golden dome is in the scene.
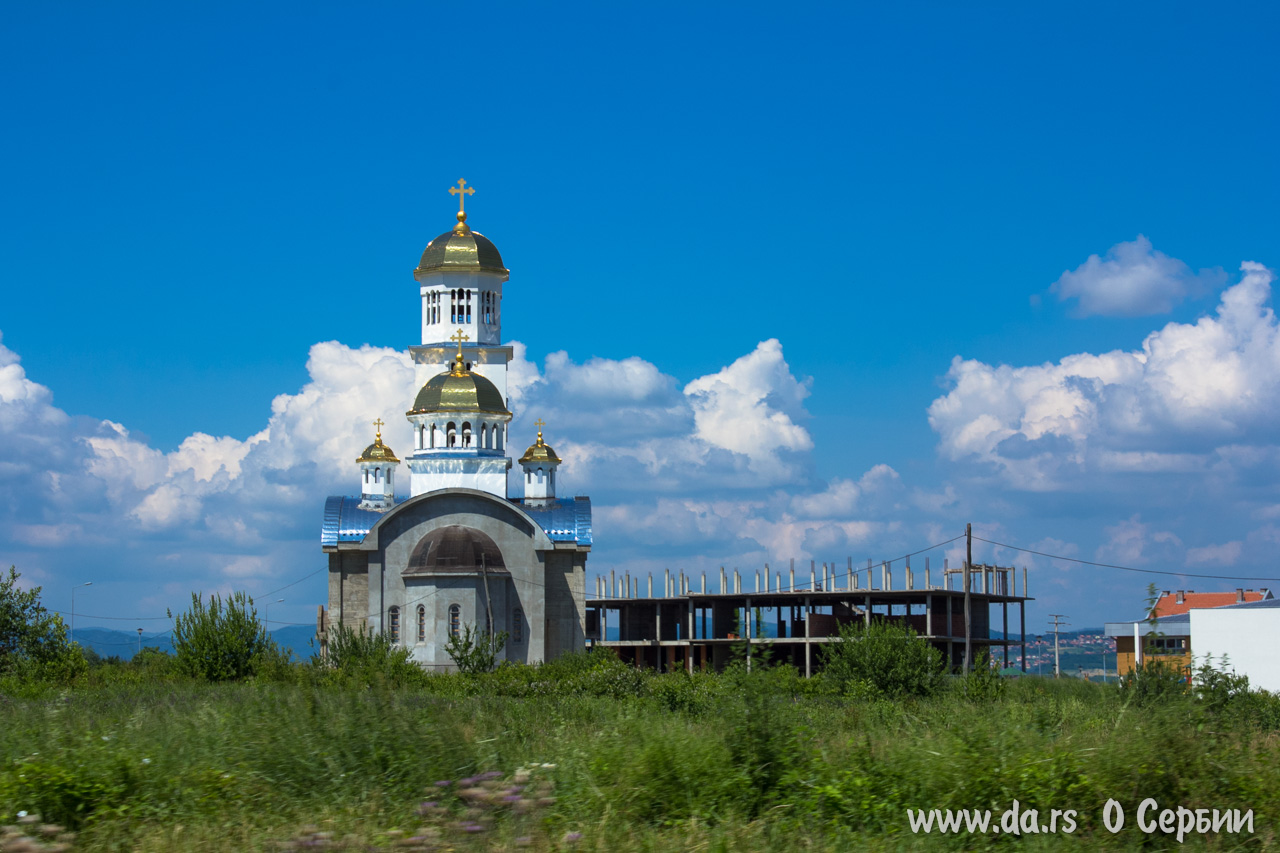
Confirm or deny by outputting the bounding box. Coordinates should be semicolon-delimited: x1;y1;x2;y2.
519;424;561;465
408;364;510;415
357;433;399;464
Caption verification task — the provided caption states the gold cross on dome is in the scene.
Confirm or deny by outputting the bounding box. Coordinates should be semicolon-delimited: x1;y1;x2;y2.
449;179;475;215
449;328;470;372
534;418;545;441
372;418;385;438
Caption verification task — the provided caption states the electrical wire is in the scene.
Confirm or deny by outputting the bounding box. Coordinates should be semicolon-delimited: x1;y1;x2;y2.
972;535;1280;583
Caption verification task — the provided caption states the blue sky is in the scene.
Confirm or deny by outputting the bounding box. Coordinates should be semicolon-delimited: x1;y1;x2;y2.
2;3;1278;636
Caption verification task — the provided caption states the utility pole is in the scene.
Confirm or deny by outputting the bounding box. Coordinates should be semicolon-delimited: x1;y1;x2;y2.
963;523;972;673
1049;614;1069;678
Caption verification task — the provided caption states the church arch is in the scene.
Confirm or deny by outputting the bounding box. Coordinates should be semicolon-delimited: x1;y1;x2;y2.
416;605;426;642
448;604;460;639
388;606;400;643
461;422;472;448
480;423;488;449
429;423;436;449
447;422;457;447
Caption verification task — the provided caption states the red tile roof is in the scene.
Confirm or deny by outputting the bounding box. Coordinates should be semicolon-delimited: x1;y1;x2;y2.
1150;589;1272;618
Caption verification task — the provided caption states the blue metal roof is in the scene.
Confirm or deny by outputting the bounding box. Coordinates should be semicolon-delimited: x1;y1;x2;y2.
321;494;592;548
514;496;594;546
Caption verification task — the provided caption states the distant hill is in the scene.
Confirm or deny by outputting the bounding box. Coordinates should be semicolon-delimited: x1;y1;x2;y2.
73;625;318;662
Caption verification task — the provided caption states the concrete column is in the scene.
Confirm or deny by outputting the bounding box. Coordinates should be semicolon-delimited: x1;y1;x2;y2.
755;570;760;593
776;572;782;594
687;604;695;673
789;567;795;592
926;593;933;636
926;557;931;591
611;569;616;598
656;603;662;671
665;569;670;597
906;556;913;590
647;573;653;599
804;595;812;677
735;569;741;594
720;566;726;594
810;561;816;592
701;571;706;594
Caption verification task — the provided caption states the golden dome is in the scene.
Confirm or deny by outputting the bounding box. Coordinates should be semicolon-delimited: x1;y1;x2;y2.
519;423;561;465
414;228;507;277
357;426;399;464
408;359;510;416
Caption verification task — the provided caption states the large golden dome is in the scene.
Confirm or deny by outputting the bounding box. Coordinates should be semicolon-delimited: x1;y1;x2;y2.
414;224;507;277
408;360;509;416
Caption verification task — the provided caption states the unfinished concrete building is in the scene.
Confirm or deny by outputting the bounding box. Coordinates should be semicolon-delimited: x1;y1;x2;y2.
586;558;1031;675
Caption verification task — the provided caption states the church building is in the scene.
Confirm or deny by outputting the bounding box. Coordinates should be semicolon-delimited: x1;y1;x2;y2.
319;181;591;669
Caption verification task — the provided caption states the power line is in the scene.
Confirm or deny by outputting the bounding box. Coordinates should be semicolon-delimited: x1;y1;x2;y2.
972;535;1280;582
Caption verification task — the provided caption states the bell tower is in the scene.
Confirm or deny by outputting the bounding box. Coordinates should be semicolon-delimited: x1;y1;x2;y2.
409;179;512;407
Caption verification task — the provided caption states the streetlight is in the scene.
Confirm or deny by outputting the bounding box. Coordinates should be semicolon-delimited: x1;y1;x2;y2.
70;582;92;646
265;598;284;635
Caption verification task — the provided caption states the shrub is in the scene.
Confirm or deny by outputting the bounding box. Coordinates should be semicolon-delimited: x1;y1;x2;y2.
0;566;87;683
444;623;509;674
171;591;277;681
314;622;424;687
820;618;945;699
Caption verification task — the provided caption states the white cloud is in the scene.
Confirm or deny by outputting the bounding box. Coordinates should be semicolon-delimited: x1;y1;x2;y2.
930;261;1280;489
1185;541;1242;567
1050;235;1226;317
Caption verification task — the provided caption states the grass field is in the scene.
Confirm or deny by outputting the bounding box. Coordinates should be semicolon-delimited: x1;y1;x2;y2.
2;652;1277;852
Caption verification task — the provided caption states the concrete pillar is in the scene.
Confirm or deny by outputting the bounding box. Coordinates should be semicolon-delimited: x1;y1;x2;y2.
789;566;795;592
810;561;816;592
776;572;782;594
734;569;741;594
665;569;670;597
804;595;812;677
926;593;933;636
611;569;616;598
625;571;630;599
755;570;760;593
906;556;913;590
720;567;727;594
647;573;653;598
701;571;706;594
926;557;931;591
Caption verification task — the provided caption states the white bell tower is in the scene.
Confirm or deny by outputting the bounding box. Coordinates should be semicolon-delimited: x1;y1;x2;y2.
518;419;561;507
356;419;399;511
409;179;512;408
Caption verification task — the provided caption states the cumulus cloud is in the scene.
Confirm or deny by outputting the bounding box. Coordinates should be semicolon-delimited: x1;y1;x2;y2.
1050;235;1226;317
0;330;844;606
930;261;1280;489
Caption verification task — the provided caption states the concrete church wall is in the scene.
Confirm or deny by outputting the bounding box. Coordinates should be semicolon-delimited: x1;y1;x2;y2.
327;551;370;631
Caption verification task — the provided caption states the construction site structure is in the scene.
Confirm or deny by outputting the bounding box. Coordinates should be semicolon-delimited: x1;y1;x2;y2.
585;558;1032;675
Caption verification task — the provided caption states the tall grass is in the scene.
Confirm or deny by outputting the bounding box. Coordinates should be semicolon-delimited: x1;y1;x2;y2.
1;658;1277;851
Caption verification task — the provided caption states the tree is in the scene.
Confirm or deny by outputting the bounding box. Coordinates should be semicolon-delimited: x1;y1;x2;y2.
172;591;277;681
0;566;86;681
314;622;423;686
820;618;946;699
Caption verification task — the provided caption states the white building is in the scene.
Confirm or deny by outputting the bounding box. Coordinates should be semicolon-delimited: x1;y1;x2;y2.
319;182;591;670
1191;599;1280;694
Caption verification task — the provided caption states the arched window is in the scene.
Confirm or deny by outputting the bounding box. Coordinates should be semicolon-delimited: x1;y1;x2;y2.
416;605;426;642
429;423;436;449
513;608;523;643
480;423;488;448
462;422;472;448
447;422;457;447
496;426;503;451
388;606;400;643
363;469;369;485
374;467;381;483
466;289;472;323
448;604;460;639
450;289;458;323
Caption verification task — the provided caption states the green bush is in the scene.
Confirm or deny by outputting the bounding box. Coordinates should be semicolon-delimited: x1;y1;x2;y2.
171;591;278;682
313;622;424;687
0;566;87;684
443;623;509;674
820;618;946;699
